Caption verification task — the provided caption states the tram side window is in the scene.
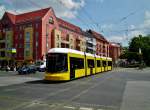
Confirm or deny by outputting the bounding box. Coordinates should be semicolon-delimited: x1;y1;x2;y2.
70;57;84;69
97;60;101;67
88;59;94;68
108;61;112;66
102;61;106;67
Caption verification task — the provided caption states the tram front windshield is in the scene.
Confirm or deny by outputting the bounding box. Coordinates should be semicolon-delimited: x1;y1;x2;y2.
46;53;68;73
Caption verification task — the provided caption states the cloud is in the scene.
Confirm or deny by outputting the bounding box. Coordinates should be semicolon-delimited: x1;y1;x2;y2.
101;24;114;30
140;11;150;32
0;5;5;18
0;0;85;19
106;10;150;46
58;0;85;9
108;35;126;43
107;24;146;46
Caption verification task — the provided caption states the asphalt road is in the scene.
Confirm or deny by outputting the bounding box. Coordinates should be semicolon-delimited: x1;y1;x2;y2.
0;68;150;110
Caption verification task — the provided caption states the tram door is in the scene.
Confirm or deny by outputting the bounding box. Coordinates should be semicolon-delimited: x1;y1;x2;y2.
88;59;94;75
70;58;75;79
90;67;93;75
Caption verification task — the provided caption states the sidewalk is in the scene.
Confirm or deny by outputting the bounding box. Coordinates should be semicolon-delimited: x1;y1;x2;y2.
120;81;150;110
0;76;41;87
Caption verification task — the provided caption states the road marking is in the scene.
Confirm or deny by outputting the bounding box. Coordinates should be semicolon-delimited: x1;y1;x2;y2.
64;106;75;109
79;107;93;110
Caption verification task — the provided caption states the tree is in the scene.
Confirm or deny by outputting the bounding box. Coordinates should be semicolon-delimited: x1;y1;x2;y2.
128;35;150;66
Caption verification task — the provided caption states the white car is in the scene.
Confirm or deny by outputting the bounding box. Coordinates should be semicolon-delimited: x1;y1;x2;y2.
35;60;46;72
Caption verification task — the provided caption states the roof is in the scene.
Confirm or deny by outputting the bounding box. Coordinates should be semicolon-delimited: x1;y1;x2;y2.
88;29;109;43
48;48;113;59
1;8;51;24
107;57;112;60
57;17;83;35
48;48;94;57
5;12;16;24
110;42;121;47
16;8;51;23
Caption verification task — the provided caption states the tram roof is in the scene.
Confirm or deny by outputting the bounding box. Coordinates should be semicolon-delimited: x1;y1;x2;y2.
95;55;112;60
107;57;112;60
48;48;94;57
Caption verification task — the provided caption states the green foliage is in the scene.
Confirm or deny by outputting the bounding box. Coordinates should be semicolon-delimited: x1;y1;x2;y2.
128;35;150;66
120;51;140;62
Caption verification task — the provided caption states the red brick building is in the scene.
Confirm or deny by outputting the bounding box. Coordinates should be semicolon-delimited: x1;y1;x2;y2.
0;8;60;65
0;7;86;66
109;42;121;63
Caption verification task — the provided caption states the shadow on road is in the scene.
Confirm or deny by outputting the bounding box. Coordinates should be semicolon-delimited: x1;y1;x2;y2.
26;80;68;84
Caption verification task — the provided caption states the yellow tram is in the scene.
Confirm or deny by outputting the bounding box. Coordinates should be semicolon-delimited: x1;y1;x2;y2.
45;48;112;81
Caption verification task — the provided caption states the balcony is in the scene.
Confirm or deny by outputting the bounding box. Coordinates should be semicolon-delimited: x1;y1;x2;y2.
0;48;5;51
0;39;5;43
61;40;69;44
87;40;93;44
0;56;8;60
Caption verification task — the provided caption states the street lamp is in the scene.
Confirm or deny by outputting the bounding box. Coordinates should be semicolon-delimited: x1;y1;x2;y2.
138;35;143;69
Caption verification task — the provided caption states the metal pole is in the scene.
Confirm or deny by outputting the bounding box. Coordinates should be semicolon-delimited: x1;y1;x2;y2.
46;23;48;53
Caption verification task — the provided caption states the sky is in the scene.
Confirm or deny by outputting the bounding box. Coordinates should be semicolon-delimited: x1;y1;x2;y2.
0;0;150;46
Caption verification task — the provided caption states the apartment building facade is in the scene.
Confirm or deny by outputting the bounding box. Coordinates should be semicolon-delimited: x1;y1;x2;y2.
87;30;109;57
52;18;86;52
0;7;87;67
83;31;96;54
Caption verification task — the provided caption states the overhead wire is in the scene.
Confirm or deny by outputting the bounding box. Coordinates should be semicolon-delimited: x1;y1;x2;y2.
57;0;93;30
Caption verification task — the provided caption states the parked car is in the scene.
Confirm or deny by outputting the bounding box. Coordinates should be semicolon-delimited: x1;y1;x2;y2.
35;60;46;72
18;65;36;74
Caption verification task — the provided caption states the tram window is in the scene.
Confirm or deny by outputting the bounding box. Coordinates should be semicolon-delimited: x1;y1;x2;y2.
46;53;68;73
108;61;112;66
70;57;84;69
102;61;106;67
97;60;101;67
88;59;94;68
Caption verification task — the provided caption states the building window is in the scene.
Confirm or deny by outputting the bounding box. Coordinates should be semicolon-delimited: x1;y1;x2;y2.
20;26;22;31
70;39;73;43
57;43;59;48
25;50;30;56
36;41;38;47
49;17;54;24
71;46;73;49
25;32;30;42
26;24;32;27
1;51;5;57
66;44;69;48
15;44;18;48
57;35;59;41
25;43;30;50
35;32;38;40
19;34;22;39
66;35;69;41
35;23;39;29
19;44;23;48
15;26;19;31
16;35;18;39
